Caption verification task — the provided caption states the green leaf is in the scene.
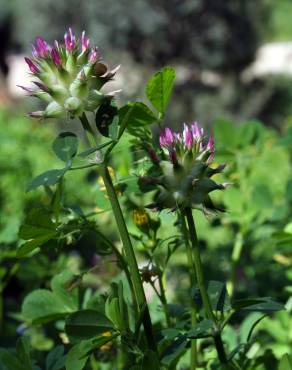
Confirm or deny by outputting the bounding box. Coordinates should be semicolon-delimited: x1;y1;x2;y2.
65;336;116;370
26;168;67;192
46;345;66;370
17;208;57;257
16;337;32;370
239;312;266;343
105;297;122;330
161;328;181;340
19;208;56;240
22;271;78;324
161;334;187;367
52;132;78;162
119;102;156;133
17;235;54;257
65;340;94;370
95;101;119;139
232;298;269;310
146;67;175;113
51;270;79;311
22;289;69;324
65;310;114;339
0;350;24;370
193;281;231;313
232;297;285;313
187;319;215;339
278;354;292;370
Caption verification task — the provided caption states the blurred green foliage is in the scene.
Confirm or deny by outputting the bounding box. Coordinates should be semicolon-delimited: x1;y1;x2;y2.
0;105;291;368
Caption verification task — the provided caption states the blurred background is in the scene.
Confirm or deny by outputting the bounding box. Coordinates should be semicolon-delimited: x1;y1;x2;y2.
2;0;292;126
0;0;292;364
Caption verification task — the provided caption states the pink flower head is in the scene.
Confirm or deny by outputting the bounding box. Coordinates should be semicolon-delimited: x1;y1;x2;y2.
183;123;193;149
81;31;90;52
25;57;39;74
89;46;98;62
207;136;215;152
51;48;62;67
64;27;76;51
191;122;203;139
159;127;174;148
32;36;50;58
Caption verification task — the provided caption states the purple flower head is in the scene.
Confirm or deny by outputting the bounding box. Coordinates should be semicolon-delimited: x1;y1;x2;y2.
25;57;39;74
64;27;76;51
191;122;203;139
51;48;62;67
89;46;98;62
81;31;90;52
32;36;50;58
183;123;193;149
159;127;175;148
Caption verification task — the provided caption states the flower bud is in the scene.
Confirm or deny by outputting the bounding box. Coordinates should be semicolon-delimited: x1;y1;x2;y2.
44;101;65;119
25;58;39;74
69;75;88;99
51;48;62;67
141;122;227;213
64;97;83;116
64;28;76;51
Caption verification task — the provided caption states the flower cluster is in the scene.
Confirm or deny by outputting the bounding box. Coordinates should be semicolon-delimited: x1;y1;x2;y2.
141;123;227;213
159;123;214;166
21;28;119;119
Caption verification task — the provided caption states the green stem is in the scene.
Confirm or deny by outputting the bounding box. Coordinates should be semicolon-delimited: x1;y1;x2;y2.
181;214;198;370
79;114;156;351
100;164;156;351
69;163;96;171
184;208;228;365
227;232;243;298
158;273;171;327
94;230;138;315
80;113;96;139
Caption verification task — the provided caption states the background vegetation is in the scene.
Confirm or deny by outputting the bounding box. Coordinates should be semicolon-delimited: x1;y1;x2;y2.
0;0;292;369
